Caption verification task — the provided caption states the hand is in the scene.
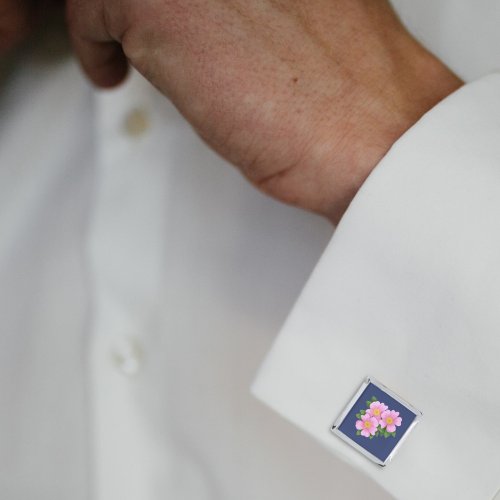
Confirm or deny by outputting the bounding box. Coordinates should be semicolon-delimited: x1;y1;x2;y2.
0;0;62;55
0;0;33;54
67;0;462;223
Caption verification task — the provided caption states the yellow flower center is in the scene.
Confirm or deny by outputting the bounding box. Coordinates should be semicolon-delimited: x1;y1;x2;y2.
364;421;372;428
373;409;380;415
386;417;393;424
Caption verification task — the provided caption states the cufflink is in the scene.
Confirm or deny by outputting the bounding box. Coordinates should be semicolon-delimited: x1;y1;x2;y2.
331;377;422;466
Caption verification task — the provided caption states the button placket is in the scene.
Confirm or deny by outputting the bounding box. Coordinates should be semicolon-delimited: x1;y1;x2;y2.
110;336;144;376
88;70;174;500
123;108;151;138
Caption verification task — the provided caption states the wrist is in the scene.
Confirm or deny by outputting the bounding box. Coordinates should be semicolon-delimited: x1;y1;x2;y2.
324;41;463;224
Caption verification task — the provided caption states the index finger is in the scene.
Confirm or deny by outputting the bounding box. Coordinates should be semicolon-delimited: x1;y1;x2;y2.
66;0;129;88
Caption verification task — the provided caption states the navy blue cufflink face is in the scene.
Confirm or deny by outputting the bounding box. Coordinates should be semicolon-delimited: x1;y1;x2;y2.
331;377;422;466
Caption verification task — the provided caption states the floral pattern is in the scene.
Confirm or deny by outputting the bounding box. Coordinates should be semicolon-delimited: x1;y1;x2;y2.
380;409;402;433
355;414;379;437
355;396;402;439
366;401;387;419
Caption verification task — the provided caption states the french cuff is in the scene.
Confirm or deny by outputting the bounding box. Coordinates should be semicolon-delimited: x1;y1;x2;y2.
251;74;500;500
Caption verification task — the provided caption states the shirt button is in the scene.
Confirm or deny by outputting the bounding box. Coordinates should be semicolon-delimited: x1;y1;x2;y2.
123;108;150;137
110;337;144;376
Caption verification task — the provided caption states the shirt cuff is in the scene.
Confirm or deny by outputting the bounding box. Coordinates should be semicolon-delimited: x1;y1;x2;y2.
251;73;500;500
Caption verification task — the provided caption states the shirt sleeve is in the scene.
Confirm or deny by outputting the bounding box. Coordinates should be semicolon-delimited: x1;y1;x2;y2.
251;74;500;500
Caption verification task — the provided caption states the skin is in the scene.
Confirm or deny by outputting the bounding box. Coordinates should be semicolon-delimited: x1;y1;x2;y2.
0;1;32;53
2;0;463;223
0;1;62;53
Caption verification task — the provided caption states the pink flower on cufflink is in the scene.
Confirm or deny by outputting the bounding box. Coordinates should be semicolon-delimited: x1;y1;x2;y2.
355;396;402;438
331;377;422;466
355;414;379;437
380;410;402;433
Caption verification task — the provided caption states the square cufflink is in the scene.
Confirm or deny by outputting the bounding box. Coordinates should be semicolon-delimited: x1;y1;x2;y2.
331;377;423;466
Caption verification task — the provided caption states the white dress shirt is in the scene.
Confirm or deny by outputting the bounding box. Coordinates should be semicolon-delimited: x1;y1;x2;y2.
1;1;500;499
